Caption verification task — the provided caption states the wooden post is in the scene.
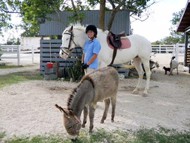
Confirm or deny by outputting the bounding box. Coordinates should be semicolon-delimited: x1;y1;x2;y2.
32;46;34;64
17;45;20;66
184;32;188;66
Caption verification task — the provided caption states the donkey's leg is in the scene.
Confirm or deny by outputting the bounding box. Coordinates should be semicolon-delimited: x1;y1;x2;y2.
111;96;117;122
82;106;88;128
141;58;151;96
89;105;96;133
101;98;110;123
132;57;144;94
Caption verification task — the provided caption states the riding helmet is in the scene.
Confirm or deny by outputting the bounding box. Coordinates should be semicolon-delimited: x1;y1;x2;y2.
85;25;98;37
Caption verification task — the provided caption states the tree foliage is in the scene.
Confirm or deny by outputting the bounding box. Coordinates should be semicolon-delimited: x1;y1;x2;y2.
19;0;62;36
87;0;155;30
0;0;20;34
0;0;155;36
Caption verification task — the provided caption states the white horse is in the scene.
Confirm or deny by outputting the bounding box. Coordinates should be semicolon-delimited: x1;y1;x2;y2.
59;24;152;96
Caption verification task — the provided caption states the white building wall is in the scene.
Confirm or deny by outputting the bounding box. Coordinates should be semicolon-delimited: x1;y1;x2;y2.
20;37;41;50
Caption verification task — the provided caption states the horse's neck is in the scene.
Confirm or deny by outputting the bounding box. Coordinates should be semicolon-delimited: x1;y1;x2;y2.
75;28;88;47
70;80;94;117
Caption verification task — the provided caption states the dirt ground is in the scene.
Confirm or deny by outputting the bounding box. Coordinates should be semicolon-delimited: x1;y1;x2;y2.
0;68;190;138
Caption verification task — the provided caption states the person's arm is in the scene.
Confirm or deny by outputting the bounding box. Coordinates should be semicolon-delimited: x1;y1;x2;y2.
87;54;98;65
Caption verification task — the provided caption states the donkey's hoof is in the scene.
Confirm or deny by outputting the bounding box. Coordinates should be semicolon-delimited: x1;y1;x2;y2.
100;120;104;124
82;124;85;128
89;130;93;134
111;119;114;122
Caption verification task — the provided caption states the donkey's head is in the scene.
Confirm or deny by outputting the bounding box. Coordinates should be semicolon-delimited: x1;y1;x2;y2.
55;104;81;137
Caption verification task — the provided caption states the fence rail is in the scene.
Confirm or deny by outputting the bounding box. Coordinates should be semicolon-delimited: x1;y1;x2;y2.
152;44;187;54
0;45;20;65
40;39;82;74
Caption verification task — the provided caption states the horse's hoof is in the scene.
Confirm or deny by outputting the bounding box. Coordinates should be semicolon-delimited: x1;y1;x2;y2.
132;90;139;94
142;92;148;97
100;120;104;124
82;124;85;128
111;119;114;122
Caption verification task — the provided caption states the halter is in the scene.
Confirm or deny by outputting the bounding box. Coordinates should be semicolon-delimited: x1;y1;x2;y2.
61;28;78;55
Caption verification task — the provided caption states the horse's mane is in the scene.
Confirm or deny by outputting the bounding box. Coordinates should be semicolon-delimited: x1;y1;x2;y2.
67;75;95;110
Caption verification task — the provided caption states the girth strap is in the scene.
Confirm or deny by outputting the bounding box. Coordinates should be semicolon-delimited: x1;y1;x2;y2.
108;48;117;66
107;31;126;66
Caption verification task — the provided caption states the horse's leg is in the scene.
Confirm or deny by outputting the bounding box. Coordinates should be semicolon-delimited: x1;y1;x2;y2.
132;57;144;94
141;58;151;96
89;105;96;133
101;98;110;123
82;106;88;128
111;96;117;122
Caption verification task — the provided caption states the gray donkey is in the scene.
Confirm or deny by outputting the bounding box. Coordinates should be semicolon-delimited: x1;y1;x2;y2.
55;66;119;137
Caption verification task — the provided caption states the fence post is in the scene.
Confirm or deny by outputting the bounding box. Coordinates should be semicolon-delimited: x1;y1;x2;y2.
159;45;161;53
17;45;20;66
32;46;34;64
175;44;179;62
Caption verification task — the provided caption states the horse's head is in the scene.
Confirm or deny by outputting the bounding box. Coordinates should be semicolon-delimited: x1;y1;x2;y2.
55;104;81;137
59;26;75;59
59;25;87;59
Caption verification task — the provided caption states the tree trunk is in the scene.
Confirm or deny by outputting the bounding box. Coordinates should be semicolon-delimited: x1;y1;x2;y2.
107;9;117;31
99;0;106;31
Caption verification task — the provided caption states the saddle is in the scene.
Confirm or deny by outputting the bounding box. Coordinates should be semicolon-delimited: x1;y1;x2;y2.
107;31;127;66
107;31;126;49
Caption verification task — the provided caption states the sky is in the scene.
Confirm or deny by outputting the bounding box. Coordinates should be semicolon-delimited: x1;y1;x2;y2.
0;0;188;43
131;0;188;42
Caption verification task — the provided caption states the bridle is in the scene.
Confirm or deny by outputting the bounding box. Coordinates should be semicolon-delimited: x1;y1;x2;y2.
61;27;78;56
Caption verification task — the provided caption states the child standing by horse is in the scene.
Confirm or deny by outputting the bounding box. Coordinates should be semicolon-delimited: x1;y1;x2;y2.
82;25;101;74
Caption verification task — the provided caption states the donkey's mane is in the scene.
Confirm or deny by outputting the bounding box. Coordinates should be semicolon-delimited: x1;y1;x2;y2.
67;75;95;110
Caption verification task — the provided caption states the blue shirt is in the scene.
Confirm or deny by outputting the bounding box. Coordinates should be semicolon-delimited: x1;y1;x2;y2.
83;38;101;69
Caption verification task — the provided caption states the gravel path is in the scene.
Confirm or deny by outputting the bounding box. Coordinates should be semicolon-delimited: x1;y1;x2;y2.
0;69;190;137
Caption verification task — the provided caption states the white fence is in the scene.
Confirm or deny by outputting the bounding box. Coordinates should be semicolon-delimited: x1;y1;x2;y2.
0;43;187;66
152;44;187;63
0;45;21;65
0;45;37;66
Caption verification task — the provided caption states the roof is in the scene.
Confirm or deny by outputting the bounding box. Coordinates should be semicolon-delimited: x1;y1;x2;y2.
177;0;190;32
39;10;130;36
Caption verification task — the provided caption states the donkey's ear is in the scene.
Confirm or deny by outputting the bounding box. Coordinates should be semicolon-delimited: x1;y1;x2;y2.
55;104;69;116
70;26;73;31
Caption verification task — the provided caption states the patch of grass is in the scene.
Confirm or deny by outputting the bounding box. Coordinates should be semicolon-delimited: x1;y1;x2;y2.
0;71;43;88
0;65;24;69
1;127;190;143
0;132;6;139
4;135;72;143
132;127;190;143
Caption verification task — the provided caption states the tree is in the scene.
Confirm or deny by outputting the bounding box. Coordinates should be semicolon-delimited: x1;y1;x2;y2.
0;0;21;34
6;37;20;45
19;0;156;35
19;0;62;36
99;0;106;31
1;0;156;36
88;0;155;31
